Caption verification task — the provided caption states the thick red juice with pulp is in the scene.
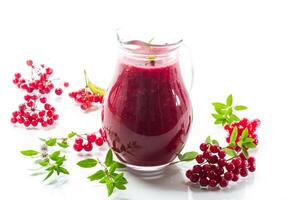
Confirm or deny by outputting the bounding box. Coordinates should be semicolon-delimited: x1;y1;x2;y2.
102;58;192;166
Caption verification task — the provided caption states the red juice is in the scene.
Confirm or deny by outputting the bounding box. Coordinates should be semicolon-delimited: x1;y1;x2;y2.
103;55;192;167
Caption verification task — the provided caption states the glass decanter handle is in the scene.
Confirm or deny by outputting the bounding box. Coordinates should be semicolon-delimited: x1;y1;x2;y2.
180;43;194;92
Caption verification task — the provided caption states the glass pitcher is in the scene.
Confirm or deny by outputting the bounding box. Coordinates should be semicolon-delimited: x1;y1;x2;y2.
102;28;193;171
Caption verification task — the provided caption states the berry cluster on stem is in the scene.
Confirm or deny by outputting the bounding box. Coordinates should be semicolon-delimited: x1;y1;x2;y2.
11;60;68;128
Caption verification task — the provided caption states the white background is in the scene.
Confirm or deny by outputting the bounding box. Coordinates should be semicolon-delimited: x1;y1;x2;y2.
0;0;300;199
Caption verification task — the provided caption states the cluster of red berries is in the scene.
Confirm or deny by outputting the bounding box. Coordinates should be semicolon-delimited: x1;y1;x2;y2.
186;143;256;188
73;129;105;152
11;94;59;127
224;118;260;145
12;60;68;95
69;88;103;110
11;60;68;128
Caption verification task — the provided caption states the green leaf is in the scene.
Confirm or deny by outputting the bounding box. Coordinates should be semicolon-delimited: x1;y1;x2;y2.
231;114;240;122
227;107;233;116
68;131;77;138
244;138;254;143
228;142;236;147
58;167;69;174
205;136;212;144
223;147;237;157
56;156;66;166
215;108;226;114
77;158;98;168
212;102;227;109
211;113;225;120
57;142;69;148
178;151;198;161
113;161;126;168
222;120;226;126
46;138;57;146
106;179;115;196
242;147;249;158
116;176;128;184
211;139;219;145
43;169;54;181
234;105;248;111
226;94;233;106
230;127;238;144
109;162;117;174
105;149;113;167
241;128;249;140
50;151;60;161
115;183;126;190
113;172;124;182
99;176;108;184
88;170;105;181
38;159;49;167
237;140;243;147
214;119;223;125
21;150;39;156
243;142;256;149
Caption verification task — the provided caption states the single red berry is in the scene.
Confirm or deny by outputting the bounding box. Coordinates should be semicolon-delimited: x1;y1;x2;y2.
47;118;54;125
219;179;228;188
26;60;33;66
75;137;83;145
190;173;199;183
39;110;45;117
40;97;47;104
45;67;53;75
248;164;256;172
83;143;93;151
53;114;59;120
15;72;21;79
232;158;242;168
218;159;227;167
224;172;233;181
87;134;97;143
218;150;226;159
73;143;83;152
208;179;217;187
24;95;31;101
232;167;240;175
232;174;239;182
209;155;218;164
44;103;51;110
196;154;204;163
185;170;193;179
193;165;202;174
226;163;235;171
247;156;255;164
200;143;208;152
63;82;69;87
55;88;63;95
199;177;209;187
95;137;104;146
24;120;30;127
203;164;211;172
31;120;38;127
11;118;17;124
240;168;248;177
203;151;211;159
41;121;48;127
210;145;219;153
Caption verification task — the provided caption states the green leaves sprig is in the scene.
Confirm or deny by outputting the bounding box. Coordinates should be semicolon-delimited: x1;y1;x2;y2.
212;94;248;125
223;127;257;158
77;149;127;197
20;131;77;180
